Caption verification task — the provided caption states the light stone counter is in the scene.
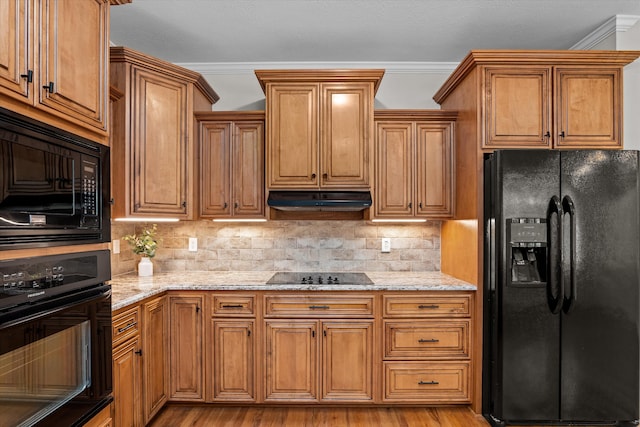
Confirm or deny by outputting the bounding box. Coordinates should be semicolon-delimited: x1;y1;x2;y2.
109;271;476;311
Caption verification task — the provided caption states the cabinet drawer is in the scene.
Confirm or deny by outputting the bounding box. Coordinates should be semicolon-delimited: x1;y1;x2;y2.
264;295;374;317
211;294;255;316
383;361;470;403
384;320;470;359
383;294;471;317
112;306;140;347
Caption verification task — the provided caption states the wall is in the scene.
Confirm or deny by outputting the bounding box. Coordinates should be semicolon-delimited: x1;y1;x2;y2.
111;220;441;276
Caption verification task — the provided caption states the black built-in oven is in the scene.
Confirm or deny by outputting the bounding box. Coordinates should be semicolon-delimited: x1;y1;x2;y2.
0;250;112;427
0;106;110;249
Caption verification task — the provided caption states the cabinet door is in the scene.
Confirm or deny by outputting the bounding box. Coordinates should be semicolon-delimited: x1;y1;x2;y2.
39;0;108;131
113;338;143;427
131;67;190;217
200;122;231;217
142;296;169;424
233;121;265;217
266;84;318;188
321;321;373;402
374;121;413;217
555;67;621;148
169;294;204;401
265;320;318;402
0;0;31;100
320;83;372;188
211;319;255;402
484;67;552;148
415;122;453;218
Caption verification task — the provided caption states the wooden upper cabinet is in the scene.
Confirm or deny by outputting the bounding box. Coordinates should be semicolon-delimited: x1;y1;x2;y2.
110;47;219;220
197;111;265;219
0;0;109;143
434;50;640;150
374;110;455;219
256;69;384;190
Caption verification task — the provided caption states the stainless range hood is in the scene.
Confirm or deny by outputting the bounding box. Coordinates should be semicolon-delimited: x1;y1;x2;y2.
267;191;372;212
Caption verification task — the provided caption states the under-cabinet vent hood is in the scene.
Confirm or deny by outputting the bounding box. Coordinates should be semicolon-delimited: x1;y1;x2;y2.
267;191;372;212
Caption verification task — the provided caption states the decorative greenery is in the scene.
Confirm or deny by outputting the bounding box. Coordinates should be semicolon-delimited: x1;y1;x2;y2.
123;224;158;258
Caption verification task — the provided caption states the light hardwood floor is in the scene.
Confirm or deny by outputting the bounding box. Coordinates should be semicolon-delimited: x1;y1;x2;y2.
148;405;491;427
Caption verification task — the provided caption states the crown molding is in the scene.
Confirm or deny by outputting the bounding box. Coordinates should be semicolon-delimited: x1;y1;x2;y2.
571;14;640;50
174;61;459;75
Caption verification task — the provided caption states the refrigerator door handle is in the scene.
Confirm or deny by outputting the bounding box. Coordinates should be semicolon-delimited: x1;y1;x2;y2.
547;195;564;314
562;195;577;313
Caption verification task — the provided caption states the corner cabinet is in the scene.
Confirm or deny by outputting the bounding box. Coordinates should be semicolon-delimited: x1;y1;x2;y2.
255;69;384;189
110;47;219;220
196;112;265;219
0;0;110;144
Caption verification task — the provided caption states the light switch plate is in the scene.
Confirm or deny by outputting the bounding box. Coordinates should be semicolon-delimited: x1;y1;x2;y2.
381;238;391;253
112;239;120;254
188;237;198;252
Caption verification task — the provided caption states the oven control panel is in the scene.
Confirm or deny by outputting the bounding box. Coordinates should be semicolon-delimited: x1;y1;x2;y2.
2;266;65;291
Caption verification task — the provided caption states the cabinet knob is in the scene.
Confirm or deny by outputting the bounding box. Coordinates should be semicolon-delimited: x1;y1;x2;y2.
543;131;551;141
408;202;412;208
42;82;54;92
559;131;566;139
181;201;187;208
134;349;142;356
322;173;328;179
223;202;228;209
311;173;316;179
234;202;239;209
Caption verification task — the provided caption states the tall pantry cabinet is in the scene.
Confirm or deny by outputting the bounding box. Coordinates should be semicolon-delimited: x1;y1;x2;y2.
110;46;219;220
0;0;110;144
433;49;640;412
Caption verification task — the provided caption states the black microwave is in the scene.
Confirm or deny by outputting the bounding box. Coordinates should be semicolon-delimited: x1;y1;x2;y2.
0;107;110;248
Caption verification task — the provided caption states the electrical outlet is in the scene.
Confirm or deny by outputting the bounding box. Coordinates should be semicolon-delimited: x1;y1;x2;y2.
112;239;120;254
188;237;198;252
381;238;391;253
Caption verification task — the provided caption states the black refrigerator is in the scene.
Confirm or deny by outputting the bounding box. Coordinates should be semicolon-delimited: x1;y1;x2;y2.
483;149;640;426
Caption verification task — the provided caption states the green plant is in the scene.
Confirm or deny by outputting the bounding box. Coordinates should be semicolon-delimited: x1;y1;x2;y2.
123;224;158;258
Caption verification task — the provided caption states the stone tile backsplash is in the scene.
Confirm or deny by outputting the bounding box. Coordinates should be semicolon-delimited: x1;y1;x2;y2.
111;220;440;276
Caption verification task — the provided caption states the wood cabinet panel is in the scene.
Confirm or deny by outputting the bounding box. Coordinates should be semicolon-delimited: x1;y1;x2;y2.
383;361;470;403
321;321;373;402
555;68;620;147
40;0;108;132
485;67;551;148
384;320;470;359
211;294;255;316
142;296;169;424
265;320;318;402
266;84;318;188
83;403;113;427
112;305;140;347
110;47;218;219
113;336;142;427
169;294;204;401
211;320;255;402
197;112;265;219
374;111;455;219
0;0;109;142
383;294;471;318
264;294;374;317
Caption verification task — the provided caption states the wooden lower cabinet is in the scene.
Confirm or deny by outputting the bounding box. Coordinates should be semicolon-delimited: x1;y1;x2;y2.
83;403;113;427
112;296;168;427
211;320;255;401
169;294;205;401
264;319;374;403
381;293;473;404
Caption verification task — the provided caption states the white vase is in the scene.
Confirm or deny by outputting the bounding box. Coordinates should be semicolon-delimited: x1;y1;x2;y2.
138;256;153;277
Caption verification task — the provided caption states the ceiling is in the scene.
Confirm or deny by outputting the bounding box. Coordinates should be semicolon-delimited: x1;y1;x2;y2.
109;0;640;67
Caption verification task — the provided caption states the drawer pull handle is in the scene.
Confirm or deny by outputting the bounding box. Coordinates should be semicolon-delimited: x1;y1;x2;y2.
418;304;439;309
418;380;439;385
117;322;137;333
418;338;439;343
309;305;330;309
222;304;244;308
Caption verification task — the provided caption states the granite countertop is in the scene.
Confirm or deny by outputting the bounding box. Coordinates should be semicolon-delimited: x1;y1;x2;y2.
109;271;476;311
